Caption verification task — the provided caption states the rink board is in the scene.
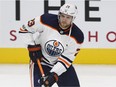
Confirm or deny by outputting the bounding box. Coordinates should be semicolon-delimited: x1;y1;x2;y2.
0;48;116;64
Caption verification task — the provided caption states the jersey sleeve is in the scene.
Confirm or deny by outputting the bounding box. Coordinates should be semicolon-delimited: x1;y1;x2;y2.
19;16;44;45
50;35;84;76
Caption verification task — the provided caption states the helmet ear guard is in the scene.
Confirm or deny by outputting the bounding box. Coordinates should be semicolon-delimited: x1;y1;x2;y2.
58;3;78;22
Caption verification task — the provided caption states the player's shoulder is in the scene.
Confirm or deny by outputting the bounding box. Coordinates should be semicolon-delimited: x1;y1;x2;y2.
40;13;58;26
71;24;84;44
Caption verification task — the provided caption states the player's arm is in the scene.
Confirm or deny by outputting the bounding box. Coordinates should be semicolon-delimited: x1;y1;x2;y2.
19;17;44;63
19;16;44;45
51;41;83;75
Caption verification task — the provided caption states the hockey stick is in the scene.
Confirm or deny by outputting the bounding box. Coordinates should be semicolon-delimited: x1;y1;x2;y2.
33;40;45;77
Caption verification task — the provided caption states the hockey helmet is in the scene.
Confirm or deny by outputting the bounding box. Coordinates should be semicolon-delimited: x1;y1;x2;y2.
59;3;78;21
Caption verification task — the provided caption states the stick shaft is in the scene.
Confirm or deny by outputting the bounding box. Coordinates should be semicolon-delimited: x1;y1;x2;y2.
37;59;45;77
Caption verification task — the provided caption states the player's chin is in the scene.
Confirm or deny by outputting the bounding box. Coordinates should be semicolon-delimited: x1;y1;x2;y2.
61;24;67;28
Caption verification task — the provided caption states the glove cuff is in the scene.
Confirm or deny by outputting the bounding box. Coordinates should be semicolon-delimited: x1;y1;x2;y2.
28;45;41;51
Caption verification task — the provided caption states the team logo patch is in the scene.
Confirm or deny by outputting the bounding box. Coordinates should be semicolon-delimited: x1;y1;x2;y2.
45;40;64;57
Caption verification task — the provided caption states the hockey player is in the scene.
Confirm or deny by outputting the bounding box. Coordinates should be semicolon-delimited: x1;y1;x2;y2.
19;3;84;87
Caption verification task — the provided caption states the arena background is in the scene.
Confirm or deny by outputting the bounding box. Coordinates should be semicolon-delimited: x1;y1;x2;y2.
0;0;116;64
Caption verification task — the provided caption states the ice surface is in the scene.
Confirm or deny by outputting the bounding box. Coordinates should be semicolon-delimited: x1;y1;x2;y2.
0;64;116;87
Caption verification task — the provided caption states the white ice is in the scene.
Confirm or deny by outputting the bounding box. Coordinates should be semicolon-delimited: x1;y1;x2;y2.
0;64;116;87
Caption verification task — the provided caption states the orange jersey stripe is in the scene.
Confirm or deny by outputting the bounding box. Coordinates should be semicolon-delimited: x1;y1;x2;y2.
58;57;70;67
28;47;41;51
20;28;28;32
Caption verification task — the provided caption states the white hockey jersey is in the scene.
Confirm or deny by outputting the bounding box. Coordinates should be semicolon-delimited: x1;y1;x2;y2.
19;13;84;76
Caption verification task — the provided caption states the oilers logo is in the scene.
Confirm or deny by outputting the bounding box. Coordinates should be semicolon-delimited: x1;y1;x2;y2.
45;40;64;57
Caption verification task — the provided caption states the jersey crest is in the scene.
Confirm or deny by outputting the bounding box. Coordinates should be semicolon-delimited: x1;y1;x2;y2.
44;40;64;57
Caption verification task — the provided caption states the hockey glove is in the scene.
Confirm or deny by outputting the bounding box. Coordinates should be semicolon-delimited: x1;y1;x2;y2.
40;72;58;87
28;45;42;63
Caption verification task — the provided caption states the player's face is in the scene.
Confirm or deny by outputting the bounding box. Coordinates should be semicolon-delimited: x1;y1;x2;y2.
59;13;73;29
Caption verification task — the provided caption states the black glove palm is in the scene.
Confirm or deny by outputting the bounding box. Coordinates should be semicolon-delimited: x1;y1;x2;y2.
28;45;42;63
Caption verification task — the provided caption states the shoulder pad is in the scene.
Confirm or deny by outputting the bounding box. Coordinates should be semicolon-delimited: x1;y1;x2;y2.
71;24;84;44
